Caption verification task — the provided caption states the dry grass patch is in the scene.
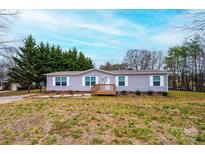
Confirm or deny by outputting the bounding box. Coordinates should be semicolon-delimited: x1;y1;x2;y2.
0;90;205;144
0;89;44;97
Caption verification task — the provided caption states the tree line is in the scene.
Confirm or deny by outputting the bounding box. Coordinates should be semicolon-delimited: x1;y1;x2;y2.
8;35;94;92
100;36;205;92
5;34;205;92
100;49;164;71
165;36;205;92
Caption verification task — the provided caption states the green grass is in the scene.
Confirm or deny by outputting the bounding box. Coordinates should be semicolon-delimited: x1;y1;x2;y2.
169;127;188;144
0;90;205;144
114;126;152;140
44;135;57;144
91;137;103;144
196;133;205;142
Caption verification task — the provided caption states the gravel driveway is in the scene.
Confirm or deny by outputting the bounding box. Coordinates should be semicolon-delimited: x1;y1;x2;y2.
0;95;25;104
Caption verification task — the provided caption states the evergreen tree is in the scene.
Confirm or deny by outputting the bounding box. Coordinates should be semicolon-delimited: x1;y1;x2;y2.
63;47;78;71
63;47;94;71
165;35;205;92
8;35;94;92
34;42;51;91
77;51;89;71
49;45;63;72
8;34;37;93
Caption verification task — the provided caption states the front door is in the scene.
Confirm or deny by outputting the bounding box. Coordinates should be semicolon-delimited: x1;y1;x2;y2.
103;77;111;90
103;77;110;84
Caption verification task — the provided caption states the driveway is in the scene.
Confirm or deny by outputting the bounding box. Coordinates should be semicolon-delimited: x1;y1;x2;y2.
0;95;25;104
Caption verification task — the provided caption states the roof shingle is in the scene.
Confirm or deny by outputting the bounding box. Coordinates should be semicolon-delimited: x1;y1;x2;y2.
45;68;170;76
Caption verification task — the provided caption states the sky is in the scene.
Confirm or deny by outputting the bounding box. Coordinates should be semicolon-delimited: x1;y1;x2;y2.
6;9;195;66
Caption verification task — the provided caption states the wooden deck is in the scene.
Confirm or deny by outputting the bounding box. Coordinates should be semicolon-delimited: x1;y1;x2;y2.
91;84;116;96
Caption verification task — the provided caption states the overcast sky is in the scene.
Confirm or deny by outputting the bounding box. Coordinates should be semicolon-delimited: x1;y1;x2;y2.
7;9;195;66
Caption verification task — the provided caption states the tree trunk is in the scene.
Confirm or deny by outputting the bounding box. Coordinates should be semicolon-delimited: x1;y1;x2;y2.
28;85;31;93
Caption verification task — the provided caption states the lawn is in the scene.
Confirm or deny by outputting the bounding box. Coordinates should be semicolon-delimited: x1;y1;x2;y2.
0;90;204;145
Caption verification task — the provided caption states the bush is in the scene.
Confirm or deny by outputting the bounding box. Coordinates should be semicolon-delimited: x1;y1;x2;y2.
135;90;141;95
121;90;128;95
147;90;153;95
162;91;168;96
68;90;73;94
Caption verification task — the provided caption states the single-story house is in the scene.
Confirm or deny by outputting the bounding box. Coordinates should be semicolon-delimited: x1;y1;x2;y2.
0;77;18;91
45;68;169;94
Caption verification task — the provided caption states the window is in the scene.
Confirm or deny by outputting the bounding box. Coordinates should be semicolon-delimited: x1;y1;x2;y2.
91;77;96;86
85;76;96;86
61;77;67;86
55;77;67;86
153;76;160;86
118;76;125;86
85;77;90;86
56;77;61;86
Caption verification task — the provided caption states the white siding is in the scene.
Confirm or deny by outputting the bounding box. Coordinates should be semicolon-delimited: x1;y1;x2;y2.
125;76;128;86
10;83;17;91
115;76;119;86
160;75;164;86
107;77;110;84
66;77;70;86
53;77;55;86
82;77;85;86
149;76;153;86
96;76;99;84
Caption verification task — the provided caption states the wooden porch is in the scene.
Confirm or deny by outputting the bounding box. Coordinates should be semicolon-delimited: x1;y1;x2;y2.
91;84;116;96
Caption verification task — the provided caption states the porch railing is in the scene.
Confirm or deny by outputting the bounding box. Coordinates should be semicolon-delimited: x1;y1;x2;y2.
91;84;116;96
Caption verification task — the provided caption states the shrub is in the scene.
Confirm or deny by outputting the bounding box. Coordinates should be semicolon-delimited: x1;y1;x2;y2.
162;91;168;96
147;90;153;95
121;90;128;95
135;90;141;96
68;90;73;94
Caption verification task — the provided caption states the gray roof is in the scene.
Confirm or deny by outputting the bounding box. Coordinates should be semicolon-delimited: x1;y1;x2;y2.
108;70;170;74
45;71;83;76
45;68;170;76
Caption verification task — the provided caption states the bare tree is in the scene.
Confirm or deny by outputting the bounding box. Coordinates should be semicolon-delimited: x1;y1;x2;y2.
180;11;205;37
0;47;16;78
150;50;164;70
123;49;139;70
0;9;19;78
123;49;164;71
